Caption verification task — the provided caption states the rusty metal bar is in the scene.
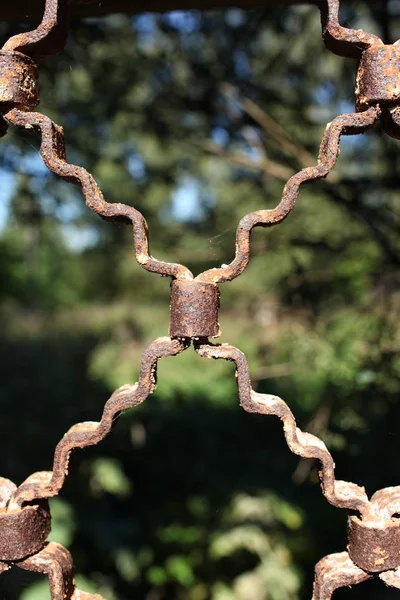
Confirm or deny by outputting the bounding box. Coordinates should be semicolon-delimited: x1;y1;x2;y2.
0;0;399;598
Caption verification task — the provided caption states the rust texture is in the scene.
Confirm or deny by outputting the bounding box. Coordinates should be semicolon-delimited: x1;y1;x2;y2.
0;51;39;109
348;515;400;573
193;340;400;596
18;543;104;599
10;336;189;509
356;44;400;111
3;0;70;59
0;0;400;598
0;478;51;561
169;280;220;338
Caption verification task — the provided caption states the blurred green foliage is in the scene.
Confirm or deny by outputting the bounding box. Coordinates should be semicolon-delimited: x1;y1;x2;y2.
0;2;400;598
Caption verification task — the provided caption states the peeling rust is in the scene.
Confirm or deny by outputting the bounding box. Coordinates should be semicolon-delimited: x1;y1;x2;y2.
17;542;104;599
170;280;220;338
313;552;372;599
0;478;50;561
4;109;193;282
197;107;380;284
2;0;70;59
0;502;51;561
348;515;400;573
0;51;39;112
320;0;382;59
193;340;400;596
10;336;189;509
0;0;400;598
356;44;400;111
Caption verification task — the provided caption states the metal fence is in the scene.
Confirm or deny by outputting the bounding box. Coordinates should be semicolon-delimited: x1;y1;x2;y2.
0;0;399;597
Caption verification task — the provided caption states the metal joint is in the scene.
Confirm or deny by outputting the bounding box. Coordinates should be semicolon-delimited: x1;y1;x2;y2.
2;0;400;598
348;515;400;573
169;280;220;339
356;45;400;111
0;503;51;561
0;479;51;562
0;51;40;111
355;43;400;138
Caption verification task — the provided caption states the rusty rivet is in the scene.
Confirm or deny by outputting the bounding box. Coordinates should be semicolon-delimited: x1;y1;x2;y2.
0;502;51;561
169;280;220;339
347;514;400;573
356;44;400;112
0;51;39;112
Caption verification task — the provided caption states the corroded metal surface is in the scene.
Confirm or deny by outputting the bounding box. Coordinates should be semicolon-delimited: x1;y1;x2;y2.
1;0;400;598
18;542;104;600
10;336;189;509
193;340;370;514
5;109;193;281
356;44;400;111
170;280;220;338
312;553;372;599
3;0;69;59
0;478;51;561
0;503;51;561
0;51;39;110
0;50;39;136
348;515;400;573
193;340;400;596
320;0;382;59
197;107;380;285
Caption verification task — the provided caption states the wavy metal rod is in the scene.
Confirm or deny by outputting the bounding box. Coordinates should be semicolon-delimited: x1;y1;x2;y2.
319;0;383;58
2;0;70;58
193;339;371;515
5;109;193;281
197;108;381;284
9;337;189;508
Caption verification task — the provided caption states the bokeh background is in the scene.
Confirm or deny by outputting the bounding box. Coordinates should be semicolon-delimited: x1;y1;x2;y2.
0;1;400;598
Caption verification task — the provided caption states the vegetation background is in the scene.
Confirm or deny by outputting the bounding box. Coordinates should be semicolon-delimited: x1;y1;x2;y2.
0;1;400;598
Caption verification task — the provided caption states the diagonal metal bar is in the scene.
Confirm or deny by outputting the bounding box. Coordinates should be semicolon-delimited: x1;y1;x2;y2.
2;0;69;58
0;0;400;597
197;108;381;284
193;339;371;515
10;337;189;508
5;109;193;281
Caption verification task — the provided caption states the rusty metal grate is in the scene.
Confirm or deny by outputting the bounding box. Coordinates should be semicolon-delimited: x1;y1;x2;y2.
0;0;400;597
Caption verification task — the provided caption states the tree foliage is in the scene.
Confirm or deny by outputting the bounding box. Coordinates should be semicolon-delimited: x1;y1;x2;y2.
0;2;400;598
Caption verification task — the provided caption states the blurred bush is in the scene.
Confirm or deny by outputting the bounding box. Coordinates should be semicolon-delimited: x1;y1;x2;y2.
0;2;400;598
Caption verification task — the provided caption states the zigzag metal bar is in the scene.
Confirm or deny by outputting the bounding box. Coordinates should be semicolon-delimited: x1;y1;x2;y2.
194;339;371;515
312;552;372;600
197;107;381;284
5;109;193;281
15;542;104;600
2;0;70;59
1;0;400;596
4;110;382;288
10;337;189;508
320;0;383;59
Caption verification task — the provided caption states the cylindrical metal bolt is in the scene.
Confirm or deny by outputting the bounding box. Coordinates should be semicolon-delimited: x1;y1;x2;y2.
356;44;400;112
169;280;220;339
348;514;400;573
0;50;39;111
0;502;51;561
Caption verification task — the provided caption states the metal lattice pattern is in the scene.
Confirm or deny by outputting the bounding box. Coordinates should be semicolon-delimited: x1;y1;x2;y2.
0;1;400;597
